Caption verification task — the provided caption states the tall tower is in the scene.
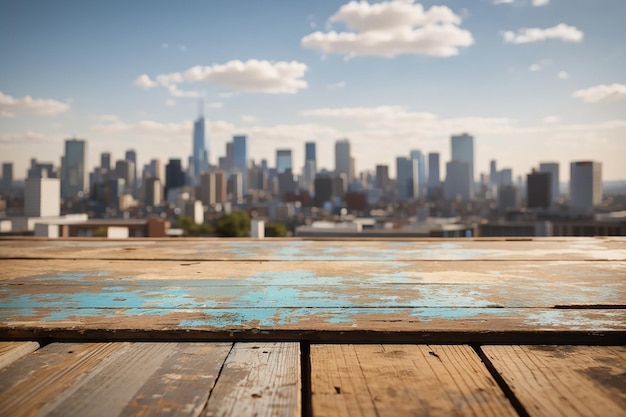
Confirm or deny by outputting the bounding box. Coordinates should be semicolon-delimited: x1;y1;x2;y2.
539;162;559;205
410;150;427;197
335;139;351;182
192;100;208;184
61;138;88;199
450;133;474;197
125;149;138;197
233;135;248;191
570;161;602;217
276;149;292;174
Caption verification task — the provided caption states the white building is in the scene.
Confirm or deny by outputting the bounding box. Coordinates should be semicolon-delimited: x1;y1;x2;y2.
570;161;602;216
25;177;60;217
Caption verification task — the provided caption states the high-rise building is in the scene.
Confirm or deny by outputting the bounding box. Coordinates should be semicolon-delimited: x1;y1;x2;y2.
489;160;498;186
1;162;13;194
199;171;226;206
539;162;559;205
450;133;474;196
233;135;248;190
192;103;208;183
396;157;418;201
115;160;135;196
335;139;351;182
276;149;292;174
24;177;60;217
410;150;427;197
375;165;389;190
500;168;513;186
427;153;440;188
570;161;602;217
61;138;88;199
125;149;138;197
527;170;551;209
303;142;317;193
144;177;162;207
497;185;520;212
165;159;185;200
444;160;471;201
314;176;333;207
100;152;111;172
305;142;316;165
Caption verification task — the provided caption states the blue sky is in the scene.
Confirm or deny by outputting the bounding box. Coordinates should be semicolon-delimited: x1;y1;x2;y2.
1;0;625;181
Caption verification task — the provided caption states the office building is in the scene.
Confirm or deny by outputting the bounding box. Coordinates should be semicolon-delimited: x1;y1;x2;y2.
375;165;389;190
144;177;162;207
61;138;88;199
192;104;209;183
125;150;138;197
24;177;60;217
570;161;602;217
489;160;498;186
100;152;111;172
27;159;57;179
444;160;471;201
335;139;352;182
233;135;248;190
115;160;135;196
229;171;244;204
527;170;551;209
410;150;426;197
276;149;292;174
451;133;474;196
427;153;440;188
500;168;513;186
165;159;185;199
396;157;418;201
497;185;520;212
1;162;13;194
314;176;333;207
539;162;559;205
199;171;226;206
305;142;316;166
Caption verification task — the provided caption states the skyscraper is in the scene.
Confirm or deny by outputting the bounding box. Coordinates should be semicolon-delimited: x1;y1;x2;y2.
1;163;13;194
115;159;135;196
305;142;316;166
375;165;389;190
539;162;559;205
396;157;418;201
427;153;440;188
192;103;208;183
61;138;88;199
444;160;471;201
450;133;474;197
165;159;185;200
100;152;111;172
570;161;602;217
335;139;351;182
276;149;292;174
303;142;317;193
233;135;248;191
25;177;60;217
527;170;551;209
125;149;138;197
410;150;427;197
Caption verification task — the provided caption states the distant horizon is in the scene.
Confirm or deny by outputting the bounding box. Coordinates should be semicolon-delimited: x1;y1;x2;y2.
2;0;625;181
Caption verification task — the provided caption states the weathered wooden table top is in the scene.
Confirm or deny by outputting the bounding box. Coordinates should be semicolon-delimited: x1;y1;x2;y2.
0;238;624;416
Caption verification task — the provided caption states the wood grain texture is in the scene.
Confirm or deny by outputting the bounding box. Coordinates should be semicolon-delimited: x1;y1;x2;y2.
202;342;301;417
310;344;518;417
0;238;623;261
0;341;39;370
481;345;626;417
0;342;129;417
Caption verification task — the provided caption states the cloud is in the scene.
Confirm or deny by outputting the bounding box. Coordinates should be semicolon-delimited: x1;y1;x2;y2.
0;131;60;145
301;0;474;58
165;99;177;107
493;0;514;4
137;60;308;95
133;74;158;89
327;81;347;89
532;0;549;6
543;116;560;124
0;91;69;118
572;83;626;103
557;71;569;79
529;64;542;72
503;24;584;44
241;115;259;123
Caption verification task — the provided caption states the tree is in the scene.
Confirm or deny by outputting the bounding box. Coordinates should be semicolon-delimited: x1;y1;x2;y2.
265;221;288;237
174;216;214;237
214;211;250;237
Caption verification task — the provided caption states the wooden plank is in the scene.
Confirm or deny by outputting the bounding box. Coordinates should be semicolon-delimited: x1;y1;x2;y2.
202;342;301;417
481;345;626;417
0;238;623;261
0;342;130;417
0;341;39;370
44;342;232;417
310;344;518;417
1;308;624;339
2;259;624;285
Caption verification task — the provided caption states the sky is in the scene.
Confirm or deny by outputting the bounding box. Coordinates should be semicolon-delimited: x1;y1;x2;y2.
1;0;625;182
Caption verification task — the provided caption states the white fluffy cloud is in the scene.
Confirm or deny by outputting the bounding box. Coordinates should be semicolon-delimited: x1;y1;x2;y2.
529;64;542;72
0;91;69;118
557;71;569;80
301;0;474;58
572;83;626;103
138;60;308;96
532;0;549;6
503;24;584;44
133;74;158;89
543;116;560;124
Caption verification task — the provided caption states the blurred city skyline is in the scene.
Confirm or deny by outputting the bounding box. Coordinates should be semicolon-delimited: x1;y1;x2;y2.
1;0;625;181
